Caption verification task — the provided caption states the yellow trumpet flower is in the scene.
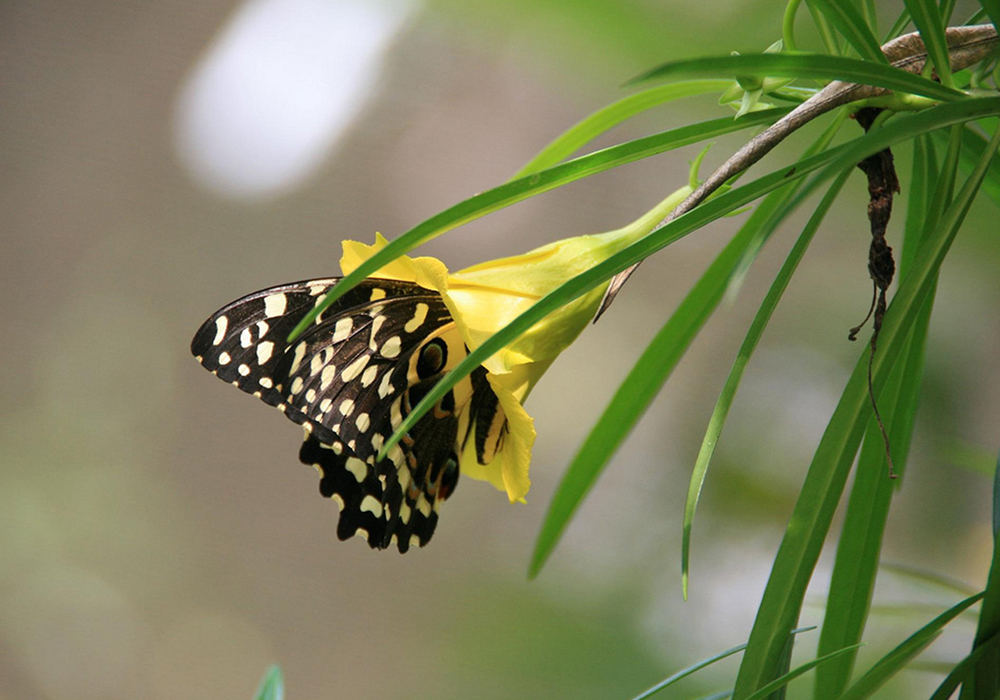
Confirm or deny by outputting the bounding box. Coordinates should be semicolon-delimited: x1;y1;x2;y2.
340;183;691;503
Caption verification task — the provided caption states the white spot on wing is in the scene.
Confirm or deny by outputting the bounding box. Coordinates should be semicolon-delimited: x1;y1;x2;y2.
289;342;307;373
360;495;383;517
380;336;401;358
339;399;355;416
238;363;251;376
404;303;429;333
259;377;273;388
333;317;353;343
416;495;432;517
256;340;274;365
290;377;304;394
240;327;253;348
360;365;379;387
378;372;394;398
218;351;231;365
341;354;369;382
320;365;337;390
369;315;386;350
310;353;325;376
356;413;370;432
345;457;366;482
264;293;287;318
213;316;228;345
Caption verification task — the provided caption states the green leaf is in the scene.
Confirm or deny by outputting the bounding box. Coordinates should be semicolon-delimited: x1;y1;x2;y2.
883;9;913;43
804;0;844;55
513;80;733;178
878;561;979;597
381;98;1000;475
529;119;853;579
681;169;850;600
932;633;1000;700
741;644;863;700
286;108;789;342
902;0;954;87
805;0;887;62
960;445;1000;698
939;440;1000;476
628;641;746;700
840;592;985;700
731;116;1000;700
814;130;940;700
626;53;962;102
253;665;284;700
628;627;815;700
943;125;1000;210
982;0;1000;36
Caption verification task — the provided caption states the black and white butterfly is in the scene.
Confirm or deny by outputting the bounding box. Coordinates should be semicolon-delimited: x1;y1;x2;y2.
191;278;508;552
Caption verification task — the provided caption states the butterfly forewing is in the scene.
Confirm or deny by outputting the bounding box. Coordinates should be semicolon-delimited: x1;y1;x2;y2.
191;277;503;553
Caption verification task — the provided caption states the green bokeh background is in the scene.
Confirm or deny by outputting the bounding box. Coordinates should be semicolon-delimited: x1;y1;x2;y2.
2;1;998;698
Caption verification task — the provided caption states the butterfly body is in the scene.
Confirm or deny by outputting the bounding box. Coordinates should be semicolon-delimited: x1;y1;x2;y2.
192;277;505;552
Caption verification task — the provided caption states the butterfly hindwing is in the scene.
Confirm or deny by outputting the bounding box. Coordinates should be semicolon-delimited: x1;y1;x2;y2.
192;277;501;552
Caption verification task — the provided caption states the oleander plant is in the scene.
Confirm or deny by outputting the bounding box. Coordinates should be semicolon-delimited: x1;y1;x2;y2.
214;1;1000;698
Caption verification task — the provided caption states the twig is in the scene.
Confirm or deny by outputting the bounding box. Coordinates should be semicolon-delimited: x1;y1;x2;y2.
595;24;999;319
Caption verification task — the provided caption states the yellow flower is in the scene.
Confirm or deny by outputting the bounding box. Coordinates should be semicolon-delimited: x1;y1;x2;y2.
340;185;691;503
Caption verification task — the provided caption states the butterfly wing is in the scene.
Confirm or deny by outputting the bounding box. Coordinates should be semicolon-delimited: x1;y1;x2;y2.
191;277;500;552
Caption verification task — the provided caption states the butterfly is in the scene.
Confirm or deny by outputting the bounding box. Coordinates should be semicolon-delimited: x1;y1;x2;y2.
191;277;509;552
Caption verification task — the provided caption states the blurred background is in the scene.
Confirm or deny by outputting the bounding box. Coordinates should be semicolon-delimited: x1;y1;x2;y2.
2;1;999;698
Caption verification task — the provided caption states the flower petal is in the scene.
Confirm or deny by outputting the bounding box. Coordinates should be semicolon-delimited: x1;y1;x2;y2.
340;232;450;292
458;372;535;503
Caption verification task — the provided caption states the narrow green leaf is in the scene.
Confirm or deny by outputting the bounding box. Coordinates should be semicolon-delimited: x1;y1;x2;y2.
286;108;789;342
629;627;815;700
253;665;284;700
732;118;1000;699
629;641;747;700
682;170;851;600
513;81;733;178
982;0;1000;36
902;0;954;87
964;8;989;26
806;0;888;61
878;561;979;597
383;135;852;470
531;118;853;579
932;633;1000;700
742;645;863;700
804;0;844;55
942;126;1000;210
840;592;985;700
814;131;938;700
960;446;1000;699
883;9;912;43
382;99;1000;476
941;0;957;25
627;54;961;101
530;182;798;580
939;441;1000;476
